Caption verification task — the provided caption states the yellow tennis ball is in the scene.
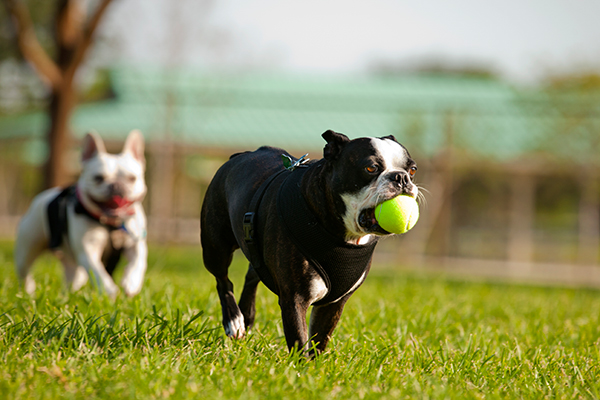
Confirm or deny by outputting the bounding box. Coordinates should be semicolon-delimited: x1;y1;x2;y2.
374;195;419;234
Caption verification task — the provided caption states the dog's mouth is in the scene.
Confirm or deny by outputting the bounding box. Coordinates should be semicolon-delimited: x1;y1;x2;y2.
91;195;135;215
358;207;390;235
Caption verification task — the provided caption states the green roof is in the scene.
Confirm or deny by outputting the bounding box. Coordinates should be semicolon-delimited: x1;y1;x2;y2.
2;65;600;163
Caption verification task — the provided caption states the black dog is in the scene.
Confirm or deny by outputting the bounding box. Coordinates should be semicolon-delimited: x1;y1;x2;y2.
200;130;418;353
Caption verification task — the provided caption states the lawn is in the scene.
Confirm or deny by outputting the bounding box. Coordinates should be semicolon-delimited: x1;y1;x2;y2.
1;239;599;399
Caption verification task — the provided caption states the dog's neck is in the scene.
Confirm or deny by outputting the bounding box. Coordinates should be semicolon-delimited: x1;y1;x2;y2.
300;161;375;246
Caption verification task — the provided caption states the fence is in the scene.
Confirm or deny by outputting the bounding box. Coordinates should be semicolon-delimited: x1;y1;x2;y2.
1;68;600;286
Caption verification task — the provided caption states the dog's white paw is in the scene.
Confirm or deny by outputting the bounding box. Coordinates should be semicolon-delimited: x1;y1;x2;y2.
101;281;120;299
70;267;89;291
24;275;36;295
121;275;143;297
224;313;246;339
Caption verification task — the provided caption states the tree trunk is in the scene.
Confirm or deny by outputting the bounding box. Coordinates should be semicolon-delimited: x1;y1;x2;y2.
43;0;80;189
3;0;114;189
45;83;76;188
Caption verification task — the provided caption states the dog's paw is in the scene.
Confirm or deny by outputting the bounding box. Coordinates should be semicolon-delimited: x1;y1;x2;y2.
224;313;246;339
70;267;89;291
120;273;144;297
101;281;120;299
24;276;36;295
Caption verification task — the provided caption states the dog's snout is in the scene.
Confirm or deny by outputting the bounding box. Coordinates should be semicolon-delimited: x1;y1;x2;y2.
390;171;410;186
108;182;126;196
387;171;416;197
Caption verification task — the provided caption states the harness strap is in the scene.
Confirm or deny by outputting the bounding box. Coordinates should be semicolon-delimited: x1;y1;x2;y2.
47;186;76;249
277;168;378;306
242;165;378;306
47;185;122;250
243;168;288;295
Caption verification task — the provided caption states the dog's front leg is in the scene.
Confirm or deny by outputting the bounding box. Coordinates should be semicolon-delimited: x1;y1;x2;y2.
77;254;119;298
279;294;311;352
308;294;351;354
59;252;88;291
120;238;148;297
72;226;119;297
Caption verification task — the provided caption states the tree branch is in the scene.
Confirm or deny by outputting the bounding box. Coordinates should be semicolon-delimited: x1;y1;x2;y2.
65;0;113;81
2;0;63;89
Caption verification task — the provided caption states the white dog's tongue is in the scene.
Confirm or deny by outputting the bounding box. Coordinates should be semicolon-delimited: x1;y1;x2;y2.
106;195;132;210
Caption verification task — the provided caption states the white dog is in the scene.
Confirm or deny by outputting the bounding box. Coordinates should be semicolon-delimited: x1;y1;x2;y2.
14;130;148;297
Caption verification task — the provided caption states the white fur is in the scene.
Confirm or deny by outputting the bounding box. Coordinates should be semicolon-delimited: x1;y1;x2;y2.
119;206;148;296
355;235;373;245
341;137;419;241
307;269;364;306
224;312;246;339
14;130;148;298
78;131;146;220
342;271;367;300
308;274;328;304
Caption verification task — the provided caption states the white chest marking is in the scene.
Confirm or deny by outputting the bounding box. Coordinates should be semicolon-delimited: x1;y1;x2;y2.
309;274;328;304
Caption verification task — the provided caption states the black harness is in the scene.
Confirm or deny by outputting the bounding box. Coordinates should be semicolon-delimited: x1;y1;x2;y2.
46;185;123;276
243;166;378;306
48;185;92;249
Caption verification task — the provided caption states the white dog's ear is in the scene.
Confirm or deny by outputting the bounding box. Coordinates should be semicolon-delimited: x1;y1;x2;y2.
122;129;145;164
81;131;106;162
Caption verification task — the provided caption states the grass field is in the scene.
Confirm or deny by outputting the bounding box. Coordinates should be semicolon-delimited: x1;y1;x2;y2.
1;240;600;399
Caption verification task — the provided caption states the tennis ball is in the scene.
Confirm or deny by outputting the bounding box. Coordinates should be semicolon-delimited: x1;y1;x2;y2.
374;195;419;234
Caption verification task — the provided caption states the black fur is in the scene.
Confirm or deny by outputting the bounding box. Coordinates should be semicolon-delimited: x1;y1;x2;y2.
200;130;417;353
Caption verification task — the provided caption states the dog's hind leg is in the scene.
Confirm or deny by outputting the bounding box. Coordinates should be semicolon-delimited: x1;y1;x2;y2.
218;274;245;338
238;265;260;331
201;171;251;338
14;188;60;295
14;217;48;295
14;239;45;295
201;227;245;338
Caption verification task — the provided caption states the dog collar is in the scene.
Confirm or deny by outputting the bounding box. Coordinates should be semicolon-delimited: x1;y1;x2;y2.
47;185;125;251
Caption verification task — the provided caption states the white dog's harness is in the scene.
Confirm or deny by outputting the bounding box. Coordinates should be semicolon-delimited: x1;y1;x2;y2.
46;185;129;275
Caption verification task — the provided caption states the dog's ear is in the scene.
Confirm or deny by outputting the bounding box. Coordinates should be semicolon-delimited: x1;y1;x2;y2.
322;130;350;161
81;131;106;162
122;129;145;165
381;135;398;143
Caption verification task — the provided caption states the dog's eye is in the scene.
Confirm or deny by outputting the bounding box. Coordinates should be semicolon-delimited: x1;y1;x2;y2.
127;175;136;183
93;175;104;184
365;165;378;174
409;166;417;177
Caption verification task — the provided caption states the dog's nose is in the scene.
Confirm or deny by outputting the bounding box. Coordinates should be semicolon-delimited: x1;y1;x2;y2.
108;182;126;196
391;171;411;186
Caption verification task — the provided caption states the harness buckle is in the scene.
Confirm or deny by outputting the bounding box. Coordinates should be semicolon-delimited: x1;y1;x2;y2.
243;212;255;244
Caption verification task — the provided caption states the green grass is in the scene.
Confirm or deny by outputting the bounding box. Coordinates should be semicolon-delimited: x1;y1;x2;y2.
1;240;600;399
